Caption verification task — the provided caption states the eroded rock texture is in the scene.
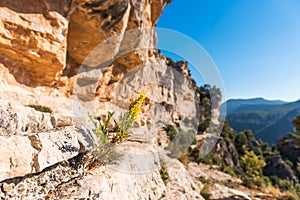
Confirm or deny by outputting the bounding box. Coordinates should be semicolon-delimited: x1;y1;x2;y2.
0;0;168;87
0;1;281;199
0;0;70;86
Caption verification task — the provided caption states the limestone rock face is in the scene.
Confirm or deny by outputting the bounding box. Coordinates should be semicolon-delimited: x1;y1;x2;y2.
0;100;54;134
0;0;190;130
0;0;249;199
210;183;251;200
0;127;81;182
67;0;165;67
0;102;276;199
0;135;37;182
0;0;69;86
0;0;167;87
0;100;198;199
163;160;204;200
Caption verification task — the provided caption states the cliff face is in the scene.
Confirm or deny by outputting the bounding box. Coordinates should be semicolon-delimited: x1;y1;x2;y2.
0;0;69;86
0;0;198;131
0;1;276;199
0;0;195;120
0;0;203;199
0;0;167;87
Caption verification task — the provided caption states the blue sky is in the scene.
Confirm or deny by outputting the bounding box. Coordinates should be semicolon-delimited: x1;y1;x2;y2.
157;0;300;102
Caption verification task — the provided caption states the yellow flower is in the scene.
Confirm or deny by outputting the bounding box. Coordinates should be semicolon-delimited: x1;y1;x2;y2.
129;93;146;120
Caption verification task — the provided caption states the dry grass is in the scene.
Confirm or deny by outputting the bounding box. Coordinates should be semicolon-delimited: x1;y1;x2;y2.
264;185;281;197
178;151;190;166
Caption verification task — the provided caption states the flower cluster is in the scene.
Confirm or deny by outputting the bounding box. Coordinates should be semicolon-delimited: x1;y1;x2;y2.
89;93;147;146
129;93;146;120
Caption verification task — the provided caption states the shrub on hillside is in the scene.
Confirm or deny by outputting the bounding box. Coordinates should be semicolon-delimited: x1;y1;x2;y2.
28;104;53;113
240;149;266;188
89;93;146;165
159;159;169;185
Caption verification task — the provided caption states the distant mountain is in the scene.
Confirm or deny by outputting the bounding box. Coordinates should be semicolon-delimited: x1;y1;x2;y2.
221;98;300;144
220;98;286;116
255;108;300;144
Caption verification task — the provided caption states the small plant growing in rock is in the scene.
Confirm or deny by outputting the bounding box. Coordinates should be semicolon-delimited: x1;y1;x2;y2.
198;176;208;184
221;165;236;177
88;111;119;165
88;93;147;165
200;183;211;200
28;104;53;113
159;159;170;185
164;124;177;141
88;111;115;145
112;93;146;143
89;93;146;144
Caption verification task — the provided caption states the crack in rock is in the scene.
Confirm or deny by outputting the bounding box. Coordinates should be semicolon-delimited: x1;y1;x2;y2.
28;134;42;173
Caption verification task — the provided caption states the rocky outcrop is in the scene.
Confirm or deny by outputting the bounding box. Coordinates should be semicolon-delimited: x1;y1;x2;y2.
0;0;192;130
0;100;277;199
263;155;299;185
67;0;166;67
0;0;168;87
220;142;240;168
0;0;69;86
0;152;203;199
0;97;201;199
163;160;203;199
210;183;251;200
0;127;81;182
277;134;300;164
0;100;54;134
0;0;280;199
0;0;196;124
0;99;202;199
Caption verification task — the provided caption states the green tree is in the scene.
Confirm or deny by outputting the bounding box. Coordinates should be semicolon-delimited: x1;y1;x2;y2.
240;149;266;187
234;131;248;155
292;115;300;147
293;115;300;133
197;84;222;132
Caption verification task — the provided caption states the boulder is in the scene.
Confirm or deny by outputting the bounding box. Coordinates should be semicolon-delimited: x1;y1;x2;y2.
263;155;299;184
0;100;54;135
277;134;300;164
210;183;251;200
0;127;81;182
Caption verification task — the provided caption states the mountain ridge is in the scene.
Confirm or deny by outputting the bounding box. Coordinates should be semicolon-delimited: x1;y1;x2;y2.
221;97;287;116
222;98;300;144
